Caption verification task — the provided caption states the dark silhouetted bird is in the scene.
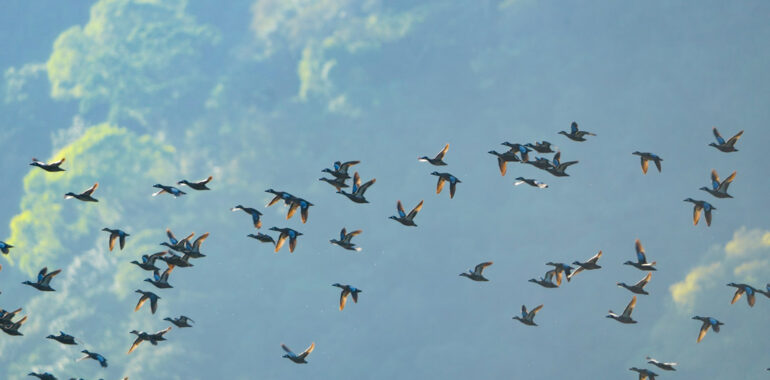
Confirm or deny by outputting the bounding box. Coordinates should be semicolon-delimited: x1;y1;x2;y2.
513;304;543;326
247;233;275;245
514;177;548;188
459;262;493;281
128;326;172;354
332;283;362;310
337;172;376;203
135;289;161;314
418;143;449;165
632;152;662;174
282;342;315;364
1;314;27;336
529;270;559;288
693;316;723;343
102;228;129;251
488;150;520;176
145;265;174;289
431;172;461;198
525;141;555;153
47;331;77;345
78;350;107;367
0;240;13;255
152;184;186;197
164;315;194;328
231;205;262;229
65;183;99;202
727;283;758;307
30;157;65;172
322;160;360;180
545;152;578;177
27;372;58;380
23;267;62;291
709;127;743;152
177;176;213;190
629;367;658;380
559;121;595;141
131;251;167;271
389;200;424;227
330;228;362;251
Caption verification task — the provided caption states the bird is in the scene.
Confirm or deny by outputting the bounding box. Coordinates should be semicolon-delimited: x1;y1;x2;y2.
487;150;520;176
265;189;296;207
525;141;556;153
418;143;449;165
102;228;129;251
693;316;723;343
247;233;276;245
529;270;559;288
512;304;543;326
568;250;602;280
459;261;493;281
22;267;62;291
319;176;349;191
545;262;573;283
709;127;743;152
322;160;360;179
337;172;376;203
287;197;313;223
607;296;637;324
144;265;174;289
152;184;186;197
182;232;209;258
632;152;663;174
177;176;213;190
0;307;23;324
47;331;77;345
389;200;424;227
131;251;167;271
27;372;58;380
0;314;27;336
727;283;758;307
617;272;653;295
30;157;66;172
624;239;657;271
64;183;99;202
629;367;658;380
330;228;362;251
684;198;716;226
332;283;362;310
135;289;161;314
159;251;193;268
646;356;677;371
0;240;13;255
501;143;531;162
269;227;303;253
161;229;194;252
545;151;578;177
164;315;194;328
514;177;548;188
128;326;172;354
431;172;461;198
700;169;736;198
282;342;315;364
559;121;596;141
526;156;554;171
78;350;108;367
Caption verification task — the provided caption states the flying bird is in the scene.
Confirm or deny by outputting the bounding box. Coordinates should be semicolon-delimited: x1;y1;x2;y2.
568;250;602;280
30;157;66;172
726;283;758;307
529;270;559;288
64;183;99;202
330;228;362;251
332;283;362;311
0;240;13;255
145;265;174;289
545;151;578;177
131;251;167;271
27;372;58;380
431;172;461;198
247;233;276;245
22;267;62;291
607;296;637;324
459;261;493;282
389;200;424;227
700;169;736;199
559;121;596;141
164;315;194;328
693;316;723;343
282;342;315;364
47;331;77;345
78;350;108;367
488;150;520;176
152;184;186;197
128;326;172;354
629;367;658;380
177;176;213;190
102;228;129;251
617;272;653;295
646;356;677;371
525;141;556;153
632;152;663;174
684;198;716;226
514;177;548;188
709;127;743;152
337;172;376;203
512;304;543;326
270;227;303;253
418;143;449;165
322;160;360;179
135;289;161;314
624;239;656;271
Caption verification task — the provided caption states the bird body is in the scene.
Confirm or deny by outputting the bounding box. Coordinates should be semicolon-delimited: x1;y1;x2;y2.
646;356;677;371
514;177;548;188
152;184;186;197
47;331;77;345
165;315;194;328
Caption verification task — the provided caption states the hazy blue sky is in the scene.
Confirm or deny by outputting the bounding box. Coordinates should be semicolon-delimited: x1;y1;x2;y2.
1;1;769;379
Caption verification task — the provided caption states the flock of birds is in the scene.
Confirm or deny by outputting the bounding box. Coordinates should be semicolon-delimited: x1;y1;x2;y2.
0;122;766;379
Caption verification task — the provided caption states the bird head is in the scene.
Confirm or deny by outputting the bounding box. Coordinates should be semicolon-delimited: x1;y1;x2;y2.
623;261;634;266
698;186;710;191
558;131;567;135
431;171;439;176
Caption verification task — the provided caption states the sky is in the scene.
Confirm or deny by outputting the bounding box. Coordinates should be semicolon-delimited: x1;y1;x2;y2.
1;0;769;379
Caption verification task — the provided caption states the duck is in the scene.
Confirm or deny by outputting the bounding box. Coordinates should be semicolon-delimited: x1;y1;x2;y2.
135;289;161;314
529;270;559;288
269;227;303;253
632;152;663;174
646;356;677;371
330;228;362;252
700;169;736;198
177;176;213;190
322;160;360;180
487;150;520;176
102;228;129;251
617;272;652;295
431;172;461;198
512;304;543;326
152;184;186;197
332;283;362;310
164;315;194;328
418;143;449;166
30;157;66;172
389;200;424;227
514;177;548;188
629;367;658;380
607;296;637;324
0;240;13;255
247;233;276;245
145;265;174;289
128;326;172;354
23;267;62;291
64;183;99;202
131;251;167;271
545;262;573;283
727;282;758;307
693;316;723;343
337;172;376;203
459;262;493;281
161;229;194;252
281;342;315;364
501;143;531;162
526;156;554;171
78;350;108;367
27;372;58;380
47;331;77;345
709;127;743;152
559;121;595;142
525;141;555;153
0;307;22;324
159;251;193;268
319;176;349;191
265;189;296;207
683;198;716;226
1;314;27;336
568;250;602;280
624;239;657;271
545;151;578;177
287;197;313;223
182;232;209;258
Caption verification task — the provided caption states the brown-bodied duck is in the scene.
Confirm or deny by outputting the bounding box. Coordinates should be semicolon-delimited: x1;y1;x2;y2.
709;127;743;152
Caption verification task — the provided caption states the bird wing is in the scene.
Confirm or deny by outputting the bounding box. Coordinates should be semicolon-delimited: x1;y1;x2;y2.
588;250;602;264
299;342;315;359
192;232;209;249
641;157;649;174
731;288;744;304
128;337;143;354
51;157;66;166
712;127;725;144
357;178;376;195
528;304;543;319
339;288;350;310
704;208;713;226
38;267;48;282
407;200;424;220
83;183;98;196
718;171;736;192
692;204;702;225
166;229;178;245
134;294;148;311
553;269;563;286
449;180;457;198
119;233;126;250
436;176;446;194
353;172;361;190
568;266;583;280
274;233;287;252
199;176;213;185
726;130;743;146
474;261;493;275
635;272;652;288
281;344;295;355
155;326;172;336
697;322;709;342
654;158;662;172
300;205;309;223
711;169;721;190
286;203;299;219
396;200;406;218
289;234;299;252
108;233;117;251
635;239;647;263
497;156;507;176
42;269;62;285
435;143;449;160
622;296;637;318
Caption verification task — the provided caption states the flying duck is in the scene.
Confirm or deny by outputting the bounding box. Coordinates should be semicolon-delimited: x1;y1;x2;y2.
23;267;62;291
487;150;520;176
693;316;723;343
512;304;543;326
265;189;296;207
526;156;554;170
131;251;167;271
431;172;461;198
727;283;758;307
1;314;27;336
559;121;595;141
418;143;449;166
152;184;186;197
269;227;303;253
545;151;578;177
135;289;161;314
159;251;193;268
684;198;716;226
624;239;656;271
709;127;743;152
0;307;22;324
78;350;108;367
282;342;315;364
64;183;99;202
545;262;573;283
568;250;602;280
337;172;376;203
514;177;548;188
247;233;276;245
646;356;677;371
529;270;559;288
330;228;362;251
700;169;736;198
128;326;172;354
145;265;174;289
47;331;77;345
161;229;194;252
102;228;129;251
632;152;663;174
27;372;58;380
617;272;652;295
389;200;424;227
332;283;362;310
164;315;194;328
629;367;658;380
459;261;493;281
322;160;360;180
607;296;637;324
525;141;555;153
319;176;349;191
0;240;13;255
287;197;313;223
182;232;209;258
177;176;213;190
30;157;66;172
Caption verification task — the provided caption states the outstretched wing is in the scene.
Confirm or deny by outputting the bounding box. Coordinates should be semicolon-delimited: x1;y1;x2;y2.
712;127;725;144
635;239;647;263
407;200;424;220
473;261;493;275
726;130;743;146
622;296;636;318
436;176;446;194
435;143;449;160
396;200;406;218
299;342;315;359
83;183;99;196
